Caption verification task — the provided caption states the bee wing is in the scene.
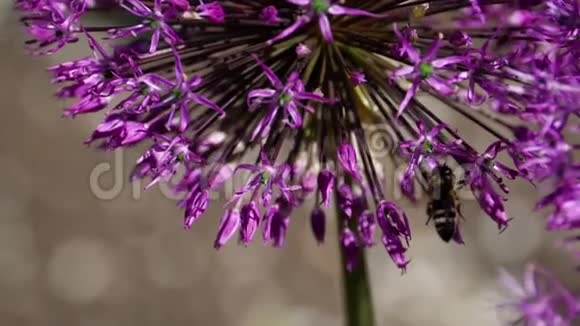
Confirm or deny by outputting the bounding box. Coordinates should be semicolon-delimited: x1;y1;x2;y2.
455;178;467;190
425;202;434;225
456;201;465;221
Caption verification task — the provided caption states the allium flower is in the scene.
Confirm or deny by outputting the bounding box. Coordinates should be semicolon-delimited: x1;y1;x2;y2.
16;0;580;276
107;0;181;53
268;0;384;44
499;264;580;325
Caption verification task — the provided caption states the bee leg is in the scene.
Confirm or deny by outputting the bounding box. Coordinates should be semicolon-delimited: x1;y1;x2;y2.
457;202;466;221
425;202;433;225
456;179;467;190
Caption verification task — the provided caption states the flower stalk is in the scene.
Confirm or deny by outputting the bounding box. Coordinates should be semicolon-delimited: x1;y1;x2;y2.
337;198;376;326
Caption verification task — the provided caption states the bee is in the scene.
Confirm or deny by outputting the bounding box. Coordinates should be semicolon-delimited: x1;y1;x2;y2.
426;164;463;242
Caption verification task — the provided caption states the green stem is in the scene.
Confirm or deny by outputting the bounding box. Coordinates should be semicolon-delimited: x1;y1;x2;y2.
338;211;376;326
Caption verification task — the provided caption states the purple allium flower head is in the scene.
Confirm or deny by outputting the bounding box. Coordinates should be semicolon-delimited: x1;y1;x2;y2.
16;0;580;277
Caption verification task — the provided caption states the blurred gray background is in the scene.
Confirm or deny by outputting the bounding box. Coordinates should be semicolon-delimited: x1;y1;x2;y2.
0;4;578;326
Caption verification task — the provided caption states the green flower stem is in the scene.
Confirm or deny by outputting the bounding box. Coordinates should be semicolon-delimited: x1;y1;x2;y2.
338;208;376;326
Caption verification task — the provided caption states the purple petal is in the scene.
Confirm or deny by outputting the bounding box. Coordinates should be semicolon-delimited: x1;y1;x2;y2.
286;0;310;6
284;101;303;128
397;79;420;117
214;209;241;249
318;14;333;43
270;206;289;248
293;91;331;103
186;75;203;89
426;76;454;95
424;38;442;61
240;202;260;245
247;88;276;108
358;211;376;247
328;4;383;18
253;55;283;89
428;123;447;138
191;94;225;115
340;227;359;272
261;205;277;243
337;184;354;217
208;164;234;189
431;55;466;68
310;208;326;244
266;16;309;45
475;188;511;230
393;23;420;63
391;66;415;79
338;143;361;181
381;234;410;272
317;169;335;208
399;168;417;202
376;200;411;242
183;190;209;229
120;0;152;17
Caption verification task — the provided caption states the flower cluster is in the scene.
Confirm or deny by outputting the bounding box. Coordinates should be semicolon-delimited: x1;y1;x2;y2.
16;0;580;283
500;265;579;325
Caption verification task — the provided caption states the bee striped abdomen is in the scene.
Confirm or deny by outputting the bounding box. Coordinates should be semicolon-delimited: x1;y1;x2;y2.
427;164;459;242
431;199;456;242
